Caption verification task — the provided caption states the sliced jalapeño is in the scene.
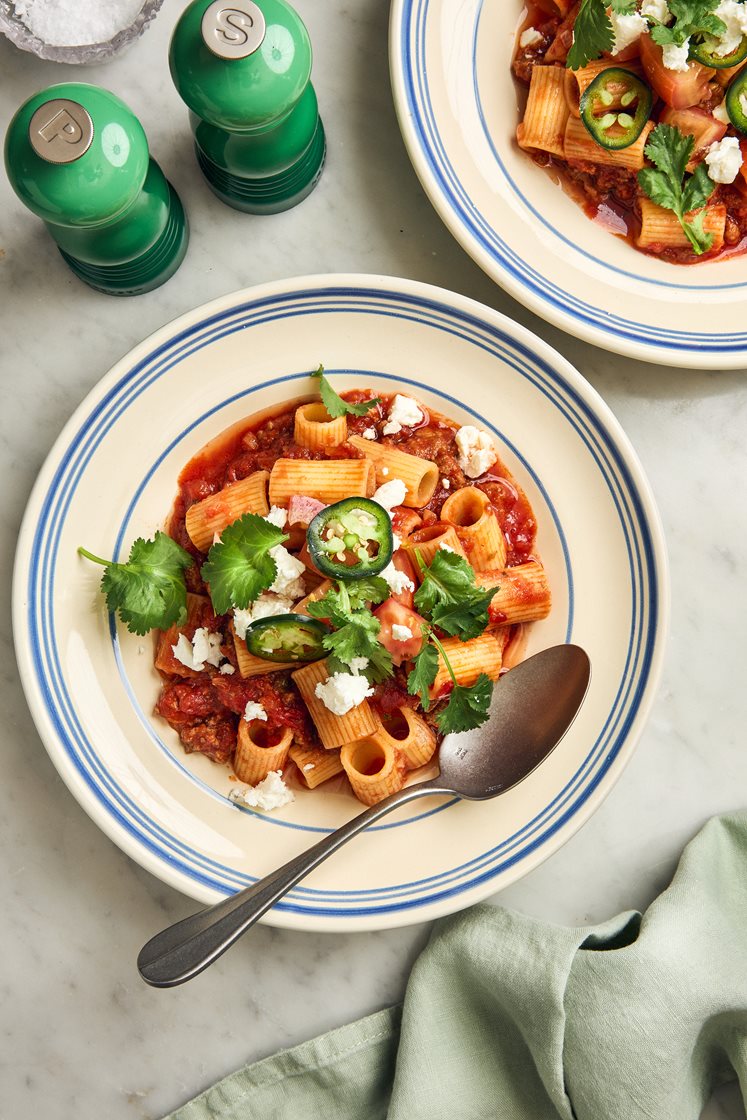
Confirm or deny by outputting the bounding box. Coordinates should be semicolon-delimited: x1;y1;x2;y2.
307;497;393;581
690;34;747;69
580;68;652;150
244;615;329;663
726;67;747;134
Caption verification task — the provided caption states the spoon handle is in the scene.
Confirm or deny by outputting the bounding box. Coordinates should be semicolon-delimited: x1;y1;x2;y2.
137;780;448;987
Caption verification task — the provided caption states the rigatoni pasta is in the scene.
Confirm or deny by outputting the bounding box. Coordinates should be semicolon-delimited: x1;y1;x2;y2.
185;471;269;552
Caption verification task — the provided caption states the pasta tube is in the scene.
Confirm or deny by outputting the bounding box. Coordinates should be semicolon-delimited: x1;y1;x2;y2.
517;65;570;157
476;561;552;627
347;435;439;507
234;722;293;785
373;707;437;770
185;471;270;553
269;458;375;506
637;198;726;253
563;116;653;170
289;743;344;788
292;659;379;748
441;486;507;571
401;523;466;577
294;403;347;450
430;634;503;700
340;737;408;806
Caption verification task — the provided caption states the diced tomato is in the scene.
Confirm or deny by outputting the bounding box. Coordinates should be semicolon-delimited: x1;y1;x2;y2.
374;599;426;666
389;550;417;608
639;34;713;109
660;106;727;167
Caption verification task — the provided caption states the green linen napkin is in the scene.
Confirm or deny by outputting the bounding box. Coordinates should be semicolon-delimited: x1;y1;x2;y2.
166;811;747;1120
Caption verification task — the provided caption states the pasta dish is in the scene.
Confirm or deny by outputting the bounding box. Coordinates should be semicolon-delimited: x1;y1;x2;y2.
79;370;551;810
514;0;747;262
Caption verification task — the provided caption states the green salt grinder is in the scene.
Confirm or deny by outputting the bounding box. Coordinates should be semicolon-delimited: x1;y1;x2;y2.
169;0;325;213
4;84;188;295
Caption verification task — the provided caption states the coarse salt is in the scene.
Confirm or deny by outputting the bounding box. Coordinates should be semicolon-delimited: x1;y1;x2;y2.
14;0;146;46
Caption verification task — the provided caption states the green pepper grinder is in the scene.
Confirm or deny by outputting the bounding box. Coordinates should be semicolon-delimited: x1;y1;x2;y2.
169;0;325;213
4;83;189;295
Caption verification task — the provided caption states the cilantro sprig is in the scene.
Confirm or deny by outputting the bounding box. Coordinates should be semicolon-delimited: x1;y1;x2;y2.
404;550;499;734
413;550;497;641
650;0;724;49
200;512;288;614
306;578;393;682
566;0;635;71
638;124;716;254
311;365;381;418
78;532;192;636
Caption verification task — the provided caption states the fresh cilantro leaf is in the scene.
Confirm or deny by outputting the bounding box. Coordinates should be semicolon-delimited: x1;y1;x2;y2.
79;532;192;637
407;633;439;710
321;607;394;683
413;550;496;640
435;674;494;735
638;124;717;254
650;0;724;46
200;513;288;615
343;576;390;609
311;365;381;418
566;0;613;70
610;0;636;11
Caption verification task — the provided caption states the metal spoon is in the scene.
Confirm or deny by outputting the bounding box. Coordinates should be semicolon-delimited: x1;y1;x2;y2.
138;643;590;988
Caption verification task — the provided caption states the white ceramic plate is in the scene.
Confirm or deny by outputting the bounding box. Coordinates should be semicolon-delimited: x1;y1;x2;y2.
13;275;668;931
390;0;747;368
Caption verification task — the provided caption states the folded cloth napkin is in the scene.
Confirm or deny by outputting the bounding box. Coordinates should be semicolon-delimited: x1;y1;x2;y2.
166;811;747;1120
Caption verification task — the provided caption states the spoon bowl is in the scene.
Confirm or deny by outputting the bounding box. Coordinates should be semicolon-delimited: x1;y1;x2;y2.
138;644;590;987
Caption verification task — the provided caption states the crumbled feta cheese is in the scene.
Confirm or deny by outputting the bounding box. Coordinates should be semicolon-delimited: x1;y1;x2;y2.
712;101;731;124
705;136;743;183
231;771;294;811
265;506;288;529
381;394;423;435
519;26;543;48
172;628;224;671
439;542;455;553
269;544;306;598
348;656;370;676
381;561;415;596
373;478;407;512
641;0;670;23
303;763;315;771
713;1;747;56
442;478;450;490
609;11;647;54
391;623;413;642
362;426;378;440
233;593;294;639
315;672;374;715
455;426;498;479
243;700;268;722
391;533;401;552
220;663;235;675
662;39;690;70
381;467;389;476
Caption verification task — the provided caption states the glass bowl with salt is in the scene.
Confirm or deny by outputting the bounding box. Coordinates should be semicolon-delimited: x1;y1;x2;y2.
0;0;164;64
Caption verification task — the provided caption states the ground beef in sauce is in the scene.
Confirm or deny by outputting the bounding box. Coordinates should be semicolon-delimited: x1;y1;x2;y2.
156;392;539;768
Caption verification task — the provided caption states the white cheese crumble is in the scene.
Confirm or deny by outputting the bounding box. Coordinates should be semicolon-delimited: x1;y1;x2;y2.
362;426;378;440
455;426;498;479
442;478;451;489
381;394;423;435
439;542;455;553
712;101;731;124
609;11;647;54
519;26;543;48
381;466;390;476
662;39;690;71
373;478;407;512
243;700;268;722
231;771;294;811
391;623;413;642
713;1;747;56
303;763;315;771
269;544;306;599
220;663;235;675
172;628;224;671
381;561;415;596
641;0;670;23
233;593;294;640
265;506;288;529
315;672;374;715
348;656;370;676
705;135;743;183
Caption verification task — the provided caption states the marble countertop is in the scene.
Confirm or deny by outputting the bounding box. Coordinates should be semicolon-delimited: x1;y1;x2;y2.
1;2;745;1117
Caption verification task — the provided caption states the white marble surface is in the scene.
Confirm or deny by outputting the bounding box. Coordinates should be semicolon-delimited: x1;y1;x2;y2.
1;2;746;1117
